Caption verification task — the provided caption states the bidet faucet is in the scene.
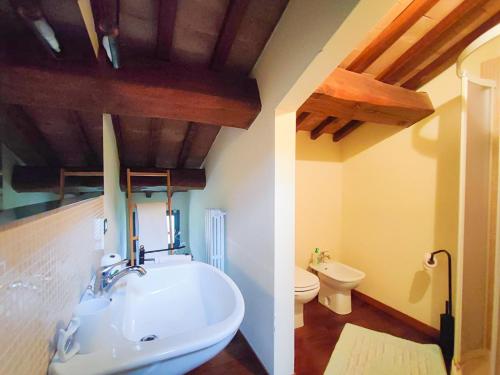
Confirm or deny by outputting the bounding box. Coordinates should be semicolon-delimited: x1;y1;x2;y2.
319;251;331;263
92;259;147;296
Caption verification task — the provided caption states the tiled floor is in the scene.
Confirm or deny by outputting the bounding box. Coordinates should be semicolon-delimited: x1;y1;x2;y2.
192;295;436;375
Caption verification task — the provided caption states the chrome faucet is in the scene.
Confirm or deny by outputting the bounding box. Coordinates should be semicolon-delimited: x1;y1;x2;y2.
93;259;147;296
319;251;331;263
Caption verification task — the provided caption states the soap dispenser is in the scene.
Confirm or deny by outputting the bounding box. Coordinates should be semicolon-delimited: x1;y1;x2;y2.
312;247;320;265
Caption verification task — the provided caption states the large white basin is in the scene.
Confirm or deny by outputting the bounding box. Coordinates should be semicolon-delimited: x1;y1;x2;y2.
49;261;245;375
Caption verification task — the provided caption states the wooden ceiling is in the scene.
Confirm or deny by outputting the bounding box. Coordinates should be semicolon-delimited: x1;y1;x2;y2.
0;0;102;171
297;0;500;142
0;0;288;191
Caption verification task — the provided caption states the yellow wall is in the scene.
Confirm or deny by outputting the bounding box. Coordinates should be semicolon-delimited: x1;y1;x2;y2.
460;36;500;77
339;66;462;329
296;36;500;330
296;66;462;329
295;132;343;269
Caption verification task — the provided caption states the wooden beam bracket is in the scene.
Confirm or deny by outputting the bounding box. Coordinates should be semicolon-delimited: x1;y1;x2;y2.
300;68;434;127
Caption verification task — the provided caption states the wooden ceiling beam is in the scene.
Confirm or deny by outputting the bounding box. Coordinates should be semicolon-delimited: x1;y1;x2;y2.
305;0;498;143
148;119;162;167
176;123;197;168
156;0;177;60
336;4;498;142
12;166;103;193
211;0;250;70
169;0;249;170
333;120;363;142
346;0;439;73
376;0;490;85
0;104;60;166
310;117;336;140
311;117;351;139
299;68;434;127
181;124;221;168
295;112;309;130
296;112;324;132
90;0;120;37
119;168;206;192
89;0;103;35
402;11;500;90
0;59;261;129
11;166;206;192
72;111;100;166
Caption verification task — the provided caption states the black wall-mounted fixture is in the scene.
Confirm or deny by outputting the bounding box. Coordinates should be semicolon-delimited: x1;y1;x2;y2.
424;249;454;369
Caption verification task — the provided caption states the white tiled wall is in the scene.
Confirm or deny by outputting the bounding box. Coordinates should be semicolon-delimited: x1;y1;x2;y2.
0;197;104;375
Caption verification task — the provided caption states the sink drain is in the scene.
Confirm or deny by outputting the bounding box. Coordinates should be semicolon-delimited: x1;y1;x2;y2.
140;334;158;342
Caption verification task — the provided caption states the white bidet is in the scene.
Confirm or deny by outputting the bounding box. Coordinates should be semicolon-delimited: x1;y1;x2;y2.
310;261;365;315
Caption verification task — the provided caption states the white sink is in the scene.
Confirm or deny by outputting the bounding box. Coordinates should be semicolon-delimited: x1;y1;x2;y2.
49;261;245;375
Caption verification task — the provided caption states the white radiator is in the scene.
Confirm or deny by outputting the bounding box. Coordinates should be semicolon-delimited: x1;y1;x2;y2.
205;209;226;271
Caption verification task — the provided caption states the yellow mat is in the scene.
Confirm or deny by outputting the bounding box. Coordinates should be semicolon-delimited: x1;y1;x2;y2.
324;323;447;375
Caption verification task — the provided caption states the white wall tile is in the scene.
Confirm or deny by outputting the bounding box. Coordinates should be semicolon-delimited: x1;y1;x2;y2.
0;197;104;375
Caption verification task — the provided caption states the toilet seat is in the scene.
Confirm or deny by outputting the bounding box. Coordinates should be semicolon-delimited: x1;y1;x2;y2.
295;266;319;292
295;284;320;293
295;266;320;328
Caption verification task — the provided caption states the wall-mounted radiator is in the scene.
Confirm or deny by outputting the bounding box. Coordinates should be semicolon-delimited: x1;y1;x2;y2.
205;209;226;271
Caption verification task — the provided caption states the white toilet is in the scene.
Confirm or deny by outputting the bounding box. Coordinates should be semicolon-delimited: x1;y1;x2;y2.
294;266;320;329
310;261;365;315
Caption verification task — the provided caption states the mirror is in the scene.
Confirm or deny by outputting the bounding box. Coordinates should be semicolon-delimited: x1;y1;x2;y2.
0;103;103;225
